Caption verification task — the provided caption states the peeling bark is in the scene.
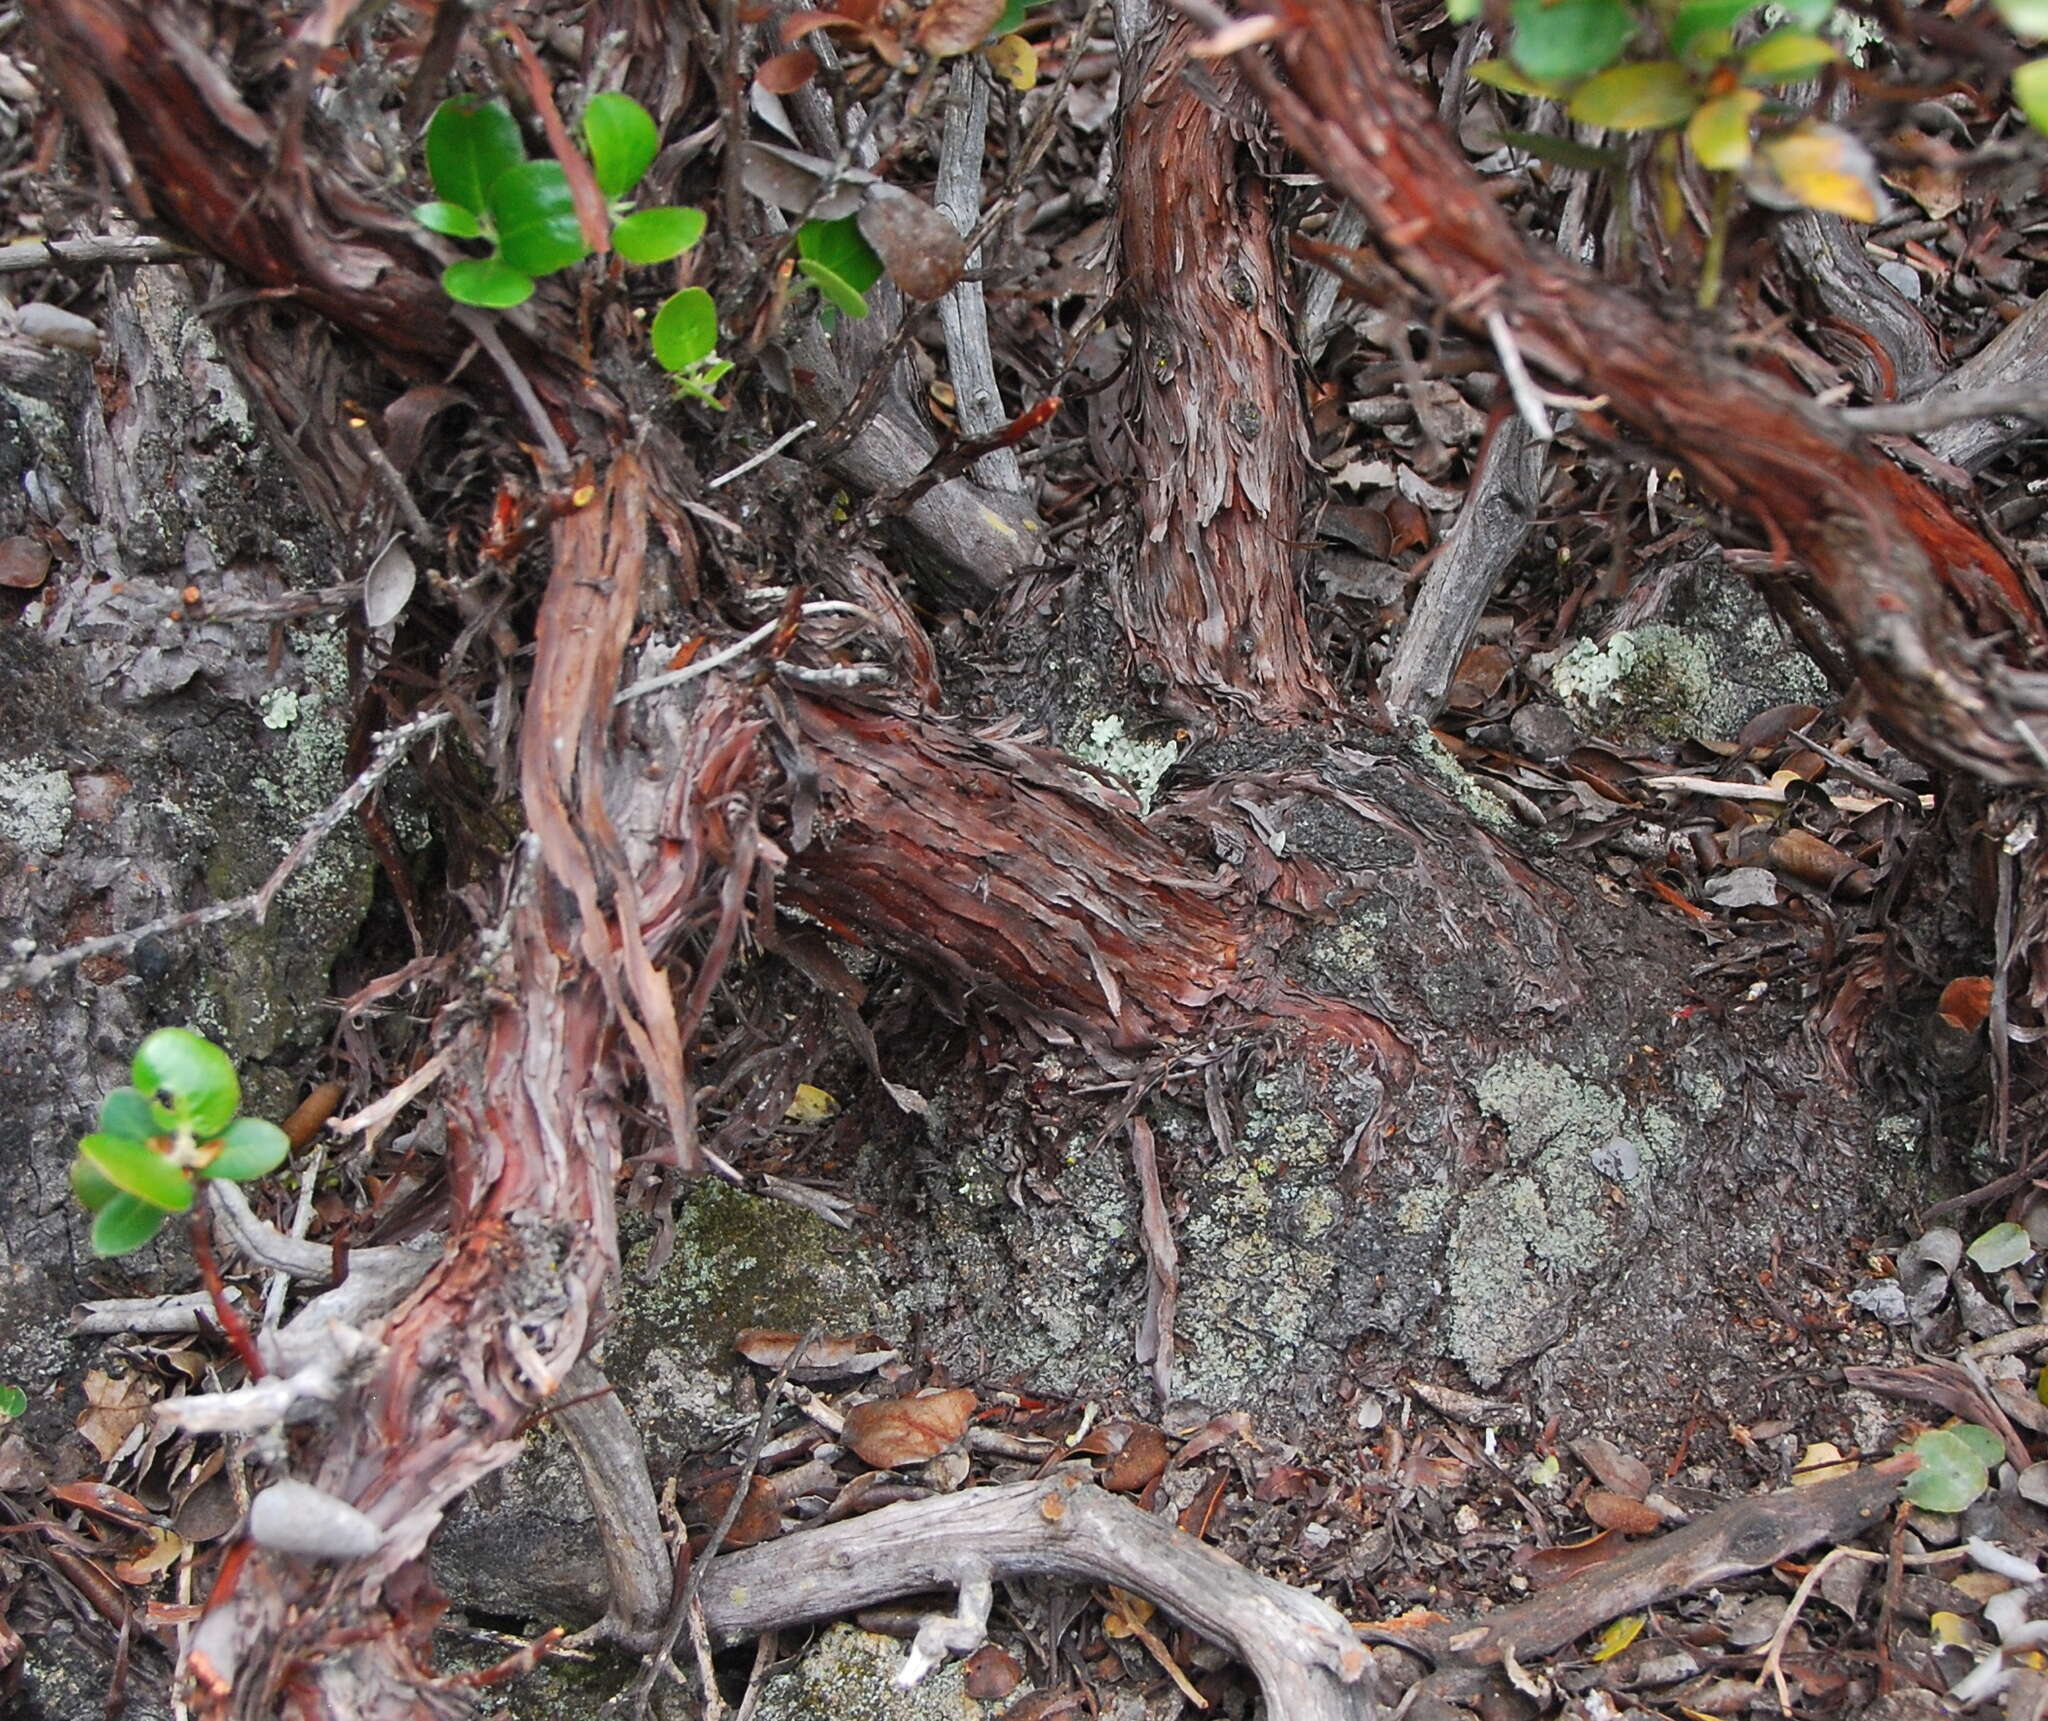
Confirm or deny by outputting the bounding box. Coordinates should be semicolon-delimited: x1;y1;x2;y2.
1116;16;1335;723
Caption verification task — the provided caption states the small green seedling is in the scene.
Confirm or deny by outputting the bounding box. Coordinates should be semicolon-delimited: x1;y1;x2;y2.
70;1029;290;1257
795;214;885;320
649;286;732;406
0;1384;24;1422
412;92;707;307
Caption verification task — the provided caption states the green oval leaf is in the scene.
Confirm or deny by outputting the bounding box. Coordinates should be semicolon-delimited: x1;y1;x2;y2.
613;206;708;265
79;1132;194;1213
1969;1220;2034;1272
133;1028;239;1139
425;97;527;216
1953;1422;2008;1467
204;1117;291;1183
442;258;536;307
1687;88;1761;168
796;216;883;318
488;160;589;278
0;1385;25;1420
1671;0;1756;59
1567;61;1698;131
98;1085;156;1142
583;92;661;201
1901;1427;1991;1513
2015;56;2048;130
1509;0;1635;83
1742;28;1839;83
71;1153;119;1213
412;200;484;239
93;1194;171;1258
651;287;720;370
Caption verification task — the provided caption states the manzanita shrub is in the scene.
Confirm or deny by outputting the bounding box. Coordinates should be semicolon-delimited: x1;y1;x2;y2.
70;1029;290;1256
412;91;730;402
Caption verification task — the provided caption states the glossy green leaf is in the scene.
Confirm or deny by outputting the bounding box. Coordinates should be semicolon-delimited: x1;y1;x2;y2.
0;1385;24;1420
205;1117;291;1183
796;216;883;318
133;1027;239;1139
489;160;588;278
1687;88;1761;168
1999;0;2048;42
413;200;484;239
2016;57;2048;130
1471;58;1564;98
583;92;661;201
1497;128;1624;170
651;287;719;370
613;206;708;265
92;1195;171;1258
79;1132;193;1214
1670;0;1754;59
425;97;527;216
1509;0;1635;83
991;0;1052;31
1567;61;1698;130
71;1154;119;1213
1968;1220;2033;1272
98;1085;156;1143
442;259;536;307
1953;1422;2007;1467
1742;29;1839;82
1900;1427;1991;1513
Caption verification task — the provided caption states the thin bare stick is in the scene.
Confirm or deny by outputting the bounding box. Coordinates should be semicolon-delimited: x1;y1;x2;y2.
612;602;873;705
453;309;570;474
936;63;1024;494
0;234;190;272
329;1048;453;1143
1486;309;1554;442
622;1328;817;1718
1841;384;2048;436
709;419;816;489
1753;1545;1962;1711
0;709;451;989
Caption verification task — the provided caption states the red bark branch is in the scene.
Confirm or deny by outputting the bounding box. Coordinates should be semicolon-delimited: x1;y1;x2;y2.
1196;0;2048;787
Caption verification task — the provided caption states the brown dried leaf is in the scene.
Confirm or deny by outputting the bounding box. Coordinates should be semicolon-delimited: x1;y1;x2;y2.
964;1644;1024;1699
1102;1423;1170;1495
755;47;821;94
916;0;1005;56
75;1370;151;1465
842;1387;977;1468
696;1474;783;1548
1583;1488;1663;1536
1938;976;1993;1034
0;535;51;590
857;184;968;303
49;1480;156;1528
1446;643;1513;711
1517;1528;1622;1587
1767;827;1873;895
734;1328;896;1378
113;1526;185;1585
1570;1434;1652;1499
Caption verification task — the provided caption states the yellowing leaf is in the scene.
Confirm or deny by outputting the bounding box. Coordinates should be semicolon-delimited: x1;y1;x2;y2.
1930;1610;1973;1647
1567;61;1698;132
1792;1441;1856;1486
785;1083;839;1123
1591;1613;1645;1661
1471;58;1562;98
1742;29;1838;82
986;32;1037;90
2016;59;2048;133
1754;122;1881;221
1688;87;1762;168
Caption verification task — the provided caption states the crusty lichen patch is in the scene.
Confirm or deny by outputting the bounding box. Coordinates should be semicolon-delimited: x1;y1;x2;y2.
609;1180;885;1468
1443;1055;1686;1386
0;760;74;857
1071;714;1178;812
1553;625;1715;742
750;1624;992;1721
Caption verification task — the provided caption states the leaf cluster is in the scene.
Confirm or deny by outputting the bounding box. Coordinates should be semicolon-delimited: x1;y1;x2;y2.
70;1029;290;1257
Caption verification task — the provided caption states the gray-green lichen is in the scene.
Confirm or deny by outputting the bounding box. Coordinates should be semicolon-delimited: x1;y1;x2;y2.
1071;714;1178;813
1401;722;1517;835
1552;625;1715;742
0;760;74;857
750;1625;992;1721
608;1179;887;1468
1443;1055;1686;1386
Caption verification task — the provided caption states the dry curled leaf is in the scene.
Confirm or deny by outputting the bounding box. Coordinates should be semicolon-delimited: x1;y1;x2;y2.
842;1387;977;1468
964;1643;1024;1699
916;0;1005;56
1101;1422;1170;1495
857;184;968;303
76;1370;151;1465
696;1473;783;1548
1583;1488;1663;1536
734;1328;897;1378
1939;976;1994;1034
755;47;820;94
